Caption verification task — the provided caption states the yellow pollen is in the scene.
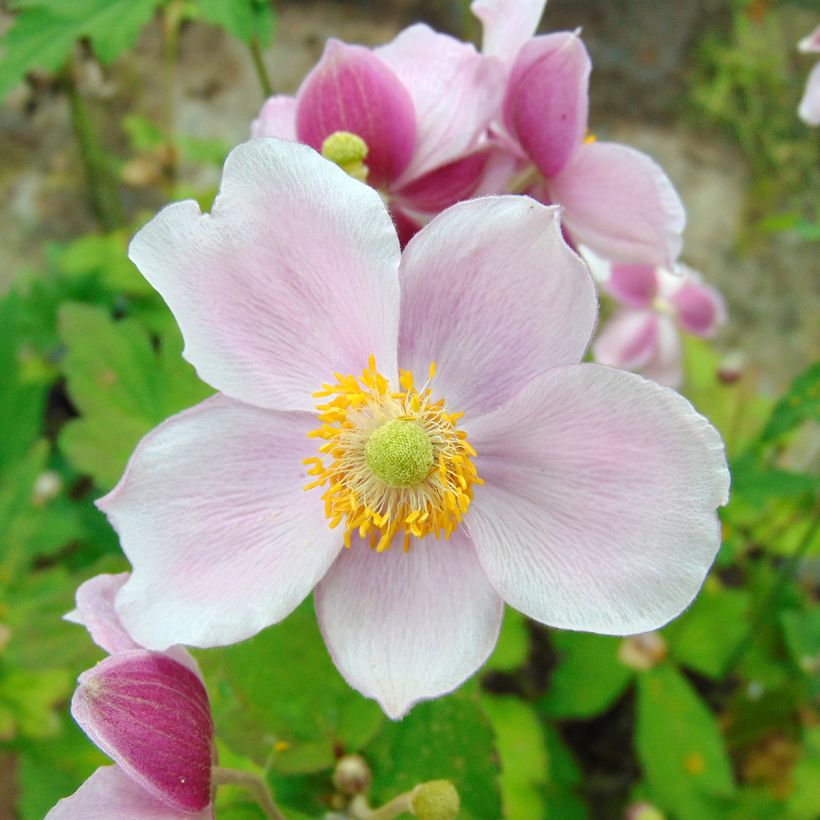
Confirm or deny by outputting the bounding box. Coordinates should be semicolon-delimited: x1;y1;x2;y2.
321;130;369;182
584;131;597;144
304;356;482;553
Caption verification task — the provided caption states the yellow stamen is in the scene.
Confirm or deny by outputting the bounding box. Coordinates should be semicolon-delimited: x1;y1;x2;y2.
304;357;481;553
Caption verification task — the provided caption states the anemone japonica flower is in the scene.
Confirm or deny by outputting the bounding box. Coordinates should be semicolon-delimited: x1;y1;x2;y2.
798;25;820;126
98;137;729;719
48;575;214;819
591;258;726;387
251;26;504;242
471;0;686;268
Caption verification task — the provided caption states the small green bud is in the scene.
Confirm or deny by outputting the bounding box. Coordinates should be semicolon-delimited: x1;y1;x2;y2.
411;780;460;820
321;131;369;182
365;420;433;488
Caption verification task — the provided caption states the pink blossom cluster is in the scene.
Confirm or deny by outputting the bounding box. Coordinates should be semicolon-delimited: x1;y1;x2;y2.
798;25;820;126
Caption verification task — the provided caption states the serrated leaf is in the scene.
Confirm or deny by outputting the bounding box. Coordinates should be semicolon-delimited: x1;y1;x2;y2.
481;695;548;820
195;0;275;47
759;361;820;445
636;664;736;820
202;598;384;775
58;302;211;488
539;631;633;719
366;692;502;820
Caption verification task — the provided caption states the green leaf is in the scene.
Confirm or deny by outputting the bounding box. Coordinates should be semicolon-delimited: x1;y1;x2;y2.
780;608;820;694
666;580;750;679
202;598;384;775
0;0;164;99
58;303;211;488
636;664;736;820
366;692;502;820
788;727;820;819
758;361;820;445
485;607;530;672
195;0;275;47
539;631;633;719
542;724;588;820
481;695;548;820
0;666;71;740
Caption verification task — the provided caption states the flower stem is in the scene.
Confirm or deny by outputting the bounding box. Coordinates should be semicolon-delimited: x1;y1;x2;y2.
349;791;415;820
249;37;274;98
61;63;124;231
211;767;286;820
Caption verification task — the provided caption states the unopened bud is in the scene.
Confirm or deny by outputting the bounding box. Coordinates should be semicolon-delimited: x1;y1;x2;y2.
717;350;745;385
32;470;62;506
626;802;665;820
411;780;459;820
618;631;668;671
332;754;371;795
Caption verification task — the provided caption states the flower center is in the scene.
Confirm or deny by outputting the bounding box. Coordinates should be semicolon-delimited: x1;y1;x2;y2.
321;130;369;182
304;356;482;552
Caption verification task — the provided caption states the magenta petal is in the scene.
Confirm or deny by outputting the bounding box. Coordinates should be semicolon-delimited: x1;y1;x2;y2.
471;0;547;63
72;652;214;813
296;39;416;185
315;530;503;719
250;94;297;140
467;364;729;634
549;140;686;267
606;263;659;308
377;24;505;183
97;395;343;650
46;765;213;820
593;310;659;371
398;196;596;417
504;32;591;177
670;281;725;337
394;148;491;213
128;139;401;412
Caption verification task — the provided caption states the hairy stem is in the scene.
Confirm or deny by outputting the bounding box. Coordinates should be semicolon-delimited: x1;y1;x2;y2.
350;791;415;820
249;37;274;98
212;767;286;820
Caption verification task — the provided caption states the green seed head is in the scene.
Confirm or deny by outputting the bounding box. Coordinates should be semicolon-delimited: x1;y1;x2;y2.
365;420;433;488
411;780;460;820
320;131;369;182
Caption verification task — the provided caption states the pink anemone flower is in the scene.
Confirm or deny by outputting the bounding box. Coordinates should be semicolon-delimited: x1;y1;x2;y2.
798;25;820;126
98;138;729;719
48;575;215;819
471;0;686;268
251;26;504;242
592;258;726;387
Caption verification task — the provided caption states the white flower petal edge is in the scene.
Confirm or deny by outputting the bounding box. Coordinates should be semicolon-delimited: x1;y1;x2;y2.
398;196;597;418
315;528;503;719
97;395;342;649
128;139;401;412
466;364;730;635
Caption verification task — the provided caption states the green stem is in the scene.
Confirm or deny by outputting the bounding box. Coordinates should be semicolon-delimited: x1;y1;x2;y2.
249;37;274;97
212;767;285;820
61;64;124;231
349;792;415;820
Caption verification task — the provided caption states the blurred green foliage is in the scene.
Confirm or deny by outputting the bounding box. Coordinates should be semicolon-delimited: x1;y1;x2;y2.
0;0;818;818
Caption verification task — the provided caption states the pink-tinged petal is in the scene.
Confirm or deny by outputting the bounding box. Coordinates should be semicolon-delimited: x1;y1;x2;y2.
799;62;820;126
467;364;730;635
398;196;596;417
670;281;725;337
46;766;213;820
471;0;547;64
593;310;659;371
97;395;342;649
315;530;503;719
549;140;686;267
606;263;659;307
394;147;491;213
72;652;213;813
295;40;415;185
250;94;297;140
642;314;682;387
504;32;591;178
798;26;820;54
129;139;401;412
377;24;505;183
390;204;423;247
66;574;140;655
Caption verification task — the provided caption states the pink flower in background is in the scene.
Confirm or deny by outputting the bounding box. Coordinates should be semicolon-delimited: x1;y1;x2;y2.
47;575;214;819
592;258;726;387
471;0;686;267
798;25;820;126
251;27;504;241
98;138;729;719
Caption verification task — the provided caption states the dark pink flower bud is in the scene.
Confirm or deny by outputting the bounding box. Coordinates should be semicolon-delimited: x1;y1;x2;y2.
503;32;591;178
670;281;725;337
296;39;416;186
71;651;214;813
